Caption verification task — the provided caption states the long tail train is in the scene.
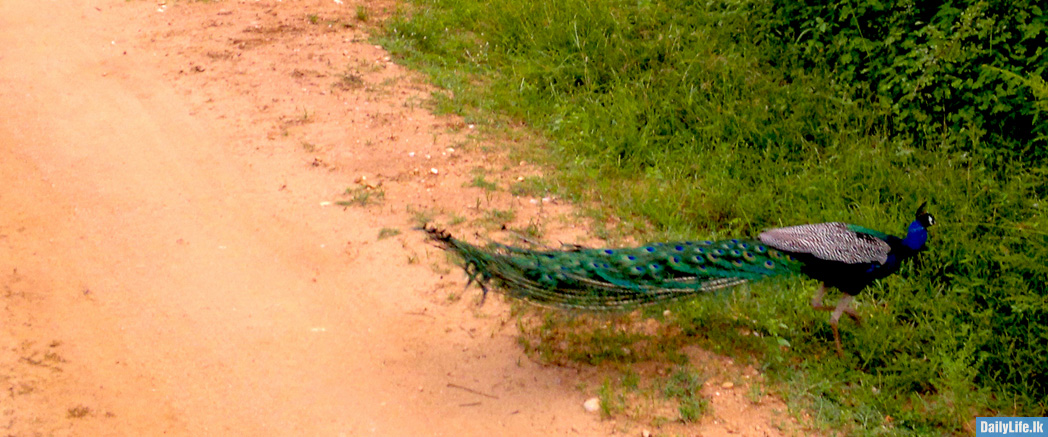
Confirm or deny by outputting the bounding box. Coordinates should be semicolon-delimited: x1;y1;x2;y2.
422;225;801;311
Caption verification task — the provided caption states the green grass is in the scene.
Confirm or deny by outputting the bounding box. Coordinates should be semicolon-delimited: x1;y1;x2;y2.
468;172;498;191
337;186;385;207
355;5;370;23
663;366;708;423
379;0;1048;433
377;227;401;240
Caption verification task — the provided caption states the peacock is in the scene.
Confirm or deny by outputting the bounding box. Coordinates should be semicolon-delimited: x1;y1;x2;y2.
424;203;935;356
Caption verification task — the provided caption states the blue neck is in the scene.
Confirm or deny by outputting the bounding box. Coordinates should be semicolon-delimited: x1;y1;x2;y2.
901;220;928;250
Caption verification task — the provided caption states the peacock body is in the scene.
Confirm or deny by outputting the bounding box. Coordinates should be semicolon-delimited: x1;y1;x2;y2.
425;203;935;355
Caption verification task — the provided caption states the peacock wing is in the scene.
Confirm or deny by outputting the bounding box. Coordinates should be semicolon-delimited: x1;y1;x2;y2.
844;223;890;241
758;222;890;264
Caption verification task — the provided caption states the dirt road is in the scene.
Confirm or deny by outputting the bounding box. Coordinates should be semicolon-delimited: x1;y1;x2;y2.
1;0;798;435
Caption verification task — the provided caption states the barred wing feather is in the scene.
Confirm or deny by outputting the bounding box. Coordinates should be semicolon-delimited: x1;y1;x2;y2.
758;222;890;264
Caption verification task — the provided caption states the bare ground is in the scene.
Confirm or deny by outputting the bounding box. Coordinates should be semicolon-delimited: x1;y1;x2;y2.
0;0;809;435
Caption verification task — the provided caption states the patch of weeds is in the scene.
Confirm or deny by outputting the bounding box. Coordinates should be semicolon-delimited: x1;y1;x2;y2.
283;107;315;127
334;71;364;90
481;208;516;225
355;5;370;22
67;405;91;419
598;378;625;418
509;176;555;198
306;13;353;29
407;206;435;227
664;366;709;423
430;261;451;275
621;369;641;391
377;227;401;240
338;186;385;207
510;222;543;240
517;312;672;366
300;141;317;153
678;396;708;423
747;381;766;404
448;214;467;226
469;174;498;191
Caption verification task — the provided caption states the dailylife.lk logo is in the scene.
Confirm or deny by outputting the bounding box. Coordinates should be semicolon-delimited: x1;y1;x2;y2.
977;417;1047;436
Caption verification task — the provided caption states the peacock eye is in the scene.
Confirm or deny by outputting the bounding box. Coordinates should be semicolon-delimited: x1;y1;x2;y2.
604;249;615;255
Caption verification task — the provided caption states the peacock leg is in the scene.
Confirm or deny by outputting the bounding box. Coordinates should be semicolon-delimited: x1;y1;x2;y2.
828;295;855;357
841;302;862;325
811;283;833;311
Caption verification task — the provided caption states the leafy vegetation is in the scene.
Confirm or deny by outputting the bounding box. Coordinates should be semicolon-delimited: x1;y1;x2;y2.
338;185;385;207
765;0;1048;167
380;0;1047;433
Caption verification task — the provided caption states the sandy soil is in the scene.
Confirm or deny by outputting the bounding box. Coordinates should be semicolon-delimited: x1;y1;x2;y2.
0;0;808;435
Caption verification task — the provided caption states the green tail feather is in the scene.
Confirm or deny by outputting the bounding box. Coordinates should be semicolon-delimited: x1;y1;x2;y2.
423;225;803;311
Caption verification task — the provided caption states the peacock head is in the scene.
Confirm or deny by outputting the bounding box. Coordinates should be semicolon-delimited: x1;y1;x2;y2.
903;201;935;250
915;201;935;228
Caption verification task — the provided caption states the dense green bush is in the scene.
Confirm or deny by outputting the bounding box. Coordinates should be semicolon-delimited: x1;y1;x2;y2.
382;0;1047;432
762;0;1048;167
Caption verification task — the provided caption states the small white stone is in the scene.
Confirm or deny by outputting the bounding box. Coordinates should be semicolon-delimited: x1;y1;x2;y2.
583;397;601;413
430;168;439;175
